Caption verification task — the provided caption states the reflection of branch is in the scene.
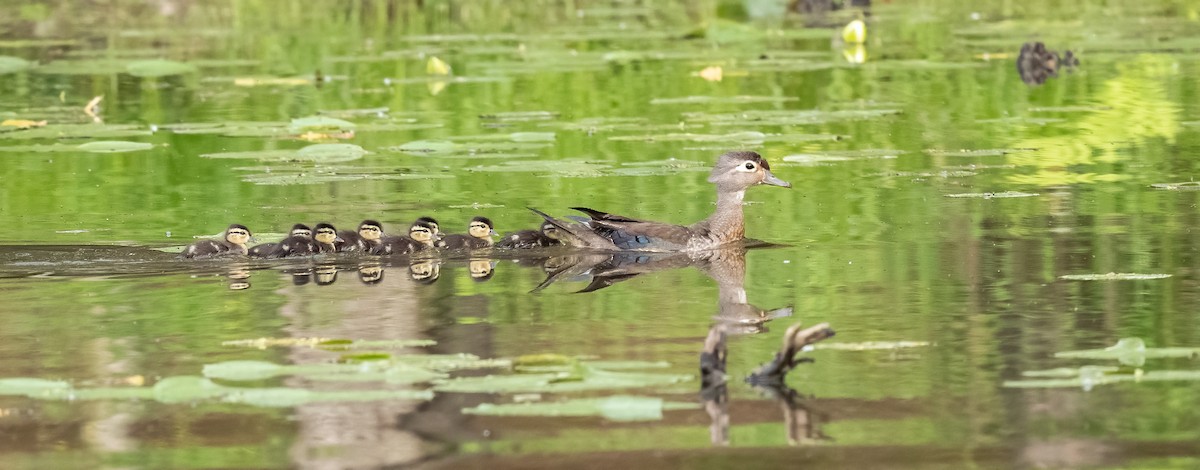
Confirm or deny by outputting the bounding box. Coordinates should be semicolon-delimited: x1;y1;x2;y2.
748;322;835;384
754;382;832;445
700;325;727;388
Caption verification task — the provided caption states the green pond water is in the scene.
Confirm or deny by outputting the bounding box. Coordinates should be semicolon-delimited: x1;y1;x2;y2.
2;0;1200;468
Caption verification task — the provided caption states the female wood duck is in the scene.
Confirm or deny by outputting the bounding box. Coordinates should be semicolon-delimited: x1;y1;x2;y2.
181;224;252;258
248;223;312;258
371;218;438;255
311;223;342;254
495;221;563;249
337;220;383;252
435;216;496;250
531;151;790;252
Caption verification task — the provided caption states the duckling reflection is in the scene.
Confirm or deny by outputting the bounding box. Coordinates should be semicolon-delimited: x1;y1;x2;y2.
227;263;251;290
1017;41;1078;86
358;262;384;285
468;259;496;282
409;260;441;284
314;263;339;286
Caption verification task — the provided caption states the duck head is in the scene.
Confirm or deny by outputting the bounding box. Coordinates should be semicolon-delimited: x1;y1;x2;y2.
416;216;442;240
224;224;252;246
540;221;561;240
468;216;497;239
707;151;790;192
289;223;313;238
313;223;342;245
358;220;383;242
409;218;439;246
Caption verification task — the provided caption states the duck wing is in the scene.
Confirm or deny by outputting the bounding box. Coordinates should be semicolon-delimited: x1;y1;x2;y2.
570;207;694;251
528;207;619;250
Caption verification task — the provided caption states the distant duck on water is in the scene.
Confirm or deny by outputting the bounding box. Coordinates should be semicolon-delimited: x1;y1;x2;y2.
531;151;790;252
248;223;311;258
337;220;383;252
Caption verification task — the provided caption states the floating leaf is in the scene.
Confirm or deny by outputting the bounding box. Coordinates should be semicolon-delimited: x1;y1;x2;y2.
201;143;366;163
435;364;691;394
1058;273;1172;281
1021;366;1119;378
125;59;197;77
152;376;229;403
1;119;47;129
0;378;71;398
239;171;452;186
1150;182;1200;191
1055;338;1200;366
34;59;128;75
945;191;1039;199
464;396;698;421
925;148;1035;157
783;149;905;164
479;111;559;122
468;160;610;175
287;116;356;135
813;341;931;351
223;387;431;407
426;56;452;75
0;56;33;74
1004;370;1200;389
77;141;154;153
683;108;901;127
0;124;152;140
651;95;798;105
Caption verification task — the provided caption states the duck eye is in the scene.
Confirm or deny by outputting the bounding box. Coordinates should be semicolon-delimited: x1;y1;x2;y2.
744;162;756;170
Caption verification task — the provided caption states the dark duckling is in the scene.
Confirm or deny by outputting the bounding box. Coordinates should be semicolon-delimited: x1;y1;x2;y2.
415;216;442;241
258;224;315;258
311;223;342;254
531;151;790;252
496;221;562;249
337;220;383;252
181;224;252;259
435;216;496;250
371;218;438;255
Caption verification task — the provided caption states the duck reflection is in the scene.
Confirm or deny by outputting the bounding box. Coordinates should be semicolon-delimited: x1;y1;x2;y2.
532;245;840;448
226;263;251;290
1018;41;1079;86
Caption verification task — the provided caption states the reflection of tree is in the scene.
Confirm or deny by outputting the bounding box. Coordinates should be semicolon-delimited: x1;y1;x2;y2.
1008;55;1179;186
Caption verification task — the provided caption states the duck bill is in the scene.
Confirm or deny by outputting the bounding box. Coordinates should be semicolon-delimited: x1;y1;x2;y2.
762;170;792;188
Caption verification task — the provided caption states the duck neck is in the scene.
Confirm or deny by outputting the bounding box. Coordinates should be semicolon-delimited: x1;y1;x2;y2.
704;190;745;242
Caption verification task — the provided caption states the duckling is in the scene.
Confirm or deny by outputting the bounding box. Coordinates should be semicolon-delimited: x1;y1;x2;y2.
181;224;252;259
415;216;442;241
531;151;790;252
371;218;439;255
495;221;562;249
248;224;310;258
435;216;496;250
311;223;342;254
266;224;318;258
337;220;384;252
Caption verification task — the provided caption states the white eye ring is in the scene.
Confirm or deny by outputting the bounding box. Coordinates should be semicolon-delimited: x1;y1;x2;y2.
738;161;757;172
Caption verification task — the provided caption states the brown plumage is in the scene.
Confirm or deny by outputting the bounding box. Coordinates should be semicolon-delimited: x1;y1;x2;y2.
372;219;438;255
531;151;790;252
495;221;562;249
337;220;383;252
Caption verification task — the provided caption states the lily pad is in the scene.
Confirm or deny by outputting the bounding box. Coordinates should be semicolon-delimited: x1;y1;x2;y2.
126;59;197;77
925;148;1035;157
390;139;548;158
1055;338;1200;366
468;160;610;175
0;124;152;140
683;108;901;127
783;149;905;164
288;116;357;135
77;141;154;153
1058;273;1172;281
223;387;431;407
650;95;799;105
945;191;1039;199
479;111;559;122
0;56;33;74
201;143;367;163
813;341;931;351
239;171;453;186
463;395;698;421
434;363;691;394
1150;182;1200;191
1004;369;1200;389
